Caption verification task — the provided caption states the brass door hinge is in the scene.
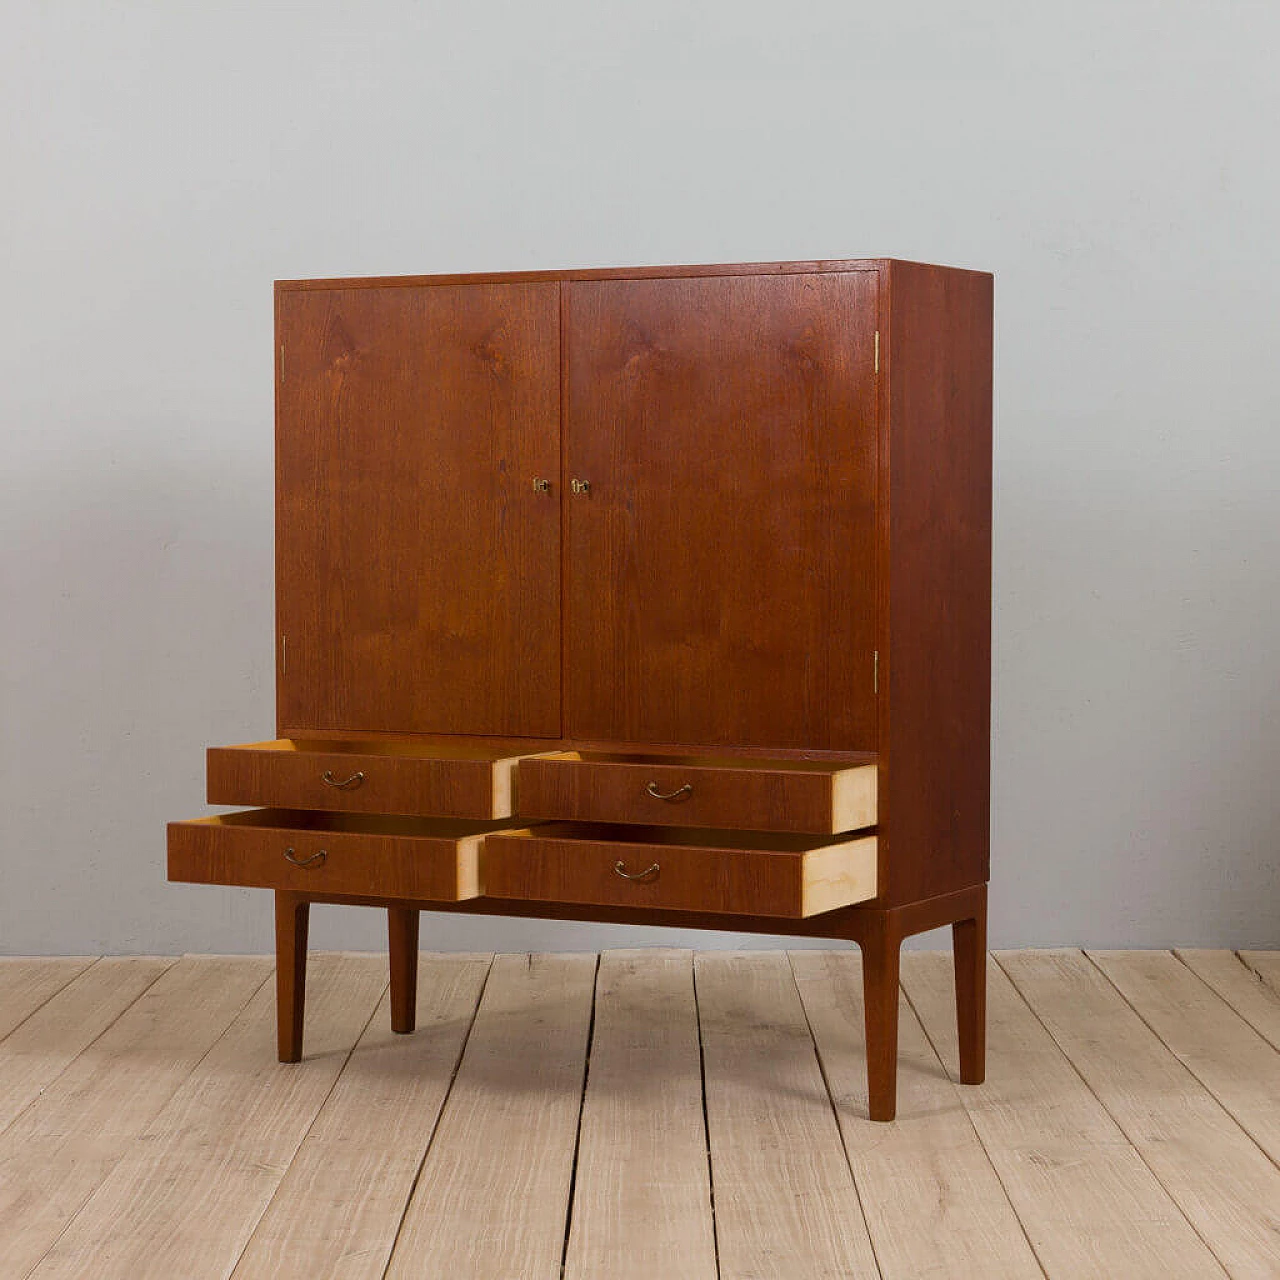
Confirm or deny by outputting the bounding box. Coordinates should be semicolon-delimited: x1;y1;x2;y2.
280;634;287;674
874;650;879;694
280;345;285;383
874;331;880;374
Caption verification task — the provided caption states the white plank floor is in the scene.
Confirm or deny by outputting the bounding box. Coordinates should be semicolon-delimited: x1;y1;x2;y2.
0;949;1277;1279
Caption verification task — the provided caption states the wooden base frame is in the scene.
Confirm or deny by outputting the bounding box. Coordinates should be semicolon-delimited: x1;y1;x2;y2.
270;884;987;1122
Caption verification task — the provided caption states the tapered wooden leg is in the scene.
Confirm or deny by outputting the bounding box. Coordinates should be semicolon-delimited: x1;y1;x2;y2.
953;886;987;1085
388;907;420;1034
861;915;902;1122
275;892;310;1063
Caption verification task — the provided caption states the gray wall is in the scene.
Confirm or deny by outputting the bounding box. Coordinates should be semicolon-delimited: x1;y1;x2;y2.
3;2;1277;955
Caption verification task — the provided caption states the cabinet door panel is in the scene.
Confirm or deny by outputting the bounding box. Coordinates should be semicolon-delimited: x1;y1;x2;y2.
277;282;560;737
565;273;877;750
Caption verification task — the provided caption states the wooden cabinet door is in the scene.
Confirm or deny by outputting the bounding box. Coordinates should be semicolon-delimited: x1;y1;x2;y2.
276;282;560;738
565;272;878;751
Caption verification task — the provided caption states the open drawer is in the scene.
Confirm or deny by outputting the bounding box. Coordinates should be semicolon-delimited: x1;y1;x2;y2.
168;809;522;900
207;740;543;819
482;823;878;918
517;751;877;834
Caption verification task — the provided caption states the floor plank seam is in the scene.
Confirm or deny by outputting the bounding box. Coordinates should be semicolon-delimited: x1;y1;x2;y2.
995;951;1236;1276
1228;951;1263;981
378;954;497;1280
784;951;884;1280
227;969;391;1278
1173;947;1279;1020
1238;951;1280;1008
557;953;601;1280
0;958;100;1051
18;960;275;1280
897;964;1053;1280
690;952;723;1280
1173;948;1280;1052
1236;951;1274;990
0;957;178;1147
1081;951;1280;1175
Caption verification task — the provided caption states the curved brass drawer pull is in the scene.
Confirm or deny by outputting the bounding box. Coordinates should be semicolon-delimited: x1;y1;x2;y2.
322;769;365;790
284;847;327;869
646;781;693;802
613;859;659;883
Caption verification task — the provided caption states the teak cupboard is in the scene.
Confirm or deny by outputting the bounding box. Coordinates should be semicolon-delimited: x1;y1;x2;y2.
168;257;993;1121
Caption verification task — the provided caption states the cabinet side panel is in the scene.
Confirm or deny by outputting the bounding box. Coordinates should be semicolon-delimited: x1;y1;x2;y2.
883;263;993;904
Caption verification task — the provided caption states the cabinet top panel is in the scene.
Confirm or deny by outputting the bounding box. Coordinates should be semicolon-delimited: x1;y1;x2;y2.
276;258;990;292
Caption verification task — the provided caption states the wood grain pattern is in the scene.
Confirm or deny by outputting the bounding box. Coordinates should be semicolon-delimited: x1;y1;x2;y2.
1000;949;1280;1279
0;957;170;1136
694;952;880;1278
0;957;94;1044
564;271;879;751
230;955;491;1280
28;954;387;1280
208;739;536;818
1176;949;1280;1052
385;953;596;1280
1089;950;1280;1164
790;950;1041;1280
902;952;1226;1280
276;281;561;738
518;751;876;833
0;957;269;1279
879;259;993;905
168;809;519;901
562;951;716;1280
482;823;877;918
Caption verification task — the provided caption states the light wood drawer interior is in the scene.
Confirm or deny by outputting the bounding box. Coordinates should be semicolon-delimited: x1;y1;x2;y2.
517;752;877;834
207;740;544;819
168;809;522;900
482;823;877;918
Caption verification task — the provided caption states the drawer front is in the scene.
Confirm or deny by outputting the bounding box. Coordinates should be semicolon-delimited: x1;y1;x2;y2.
168;809;520;900
207;740;537;819
483;824;877;918
517;753;877;834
